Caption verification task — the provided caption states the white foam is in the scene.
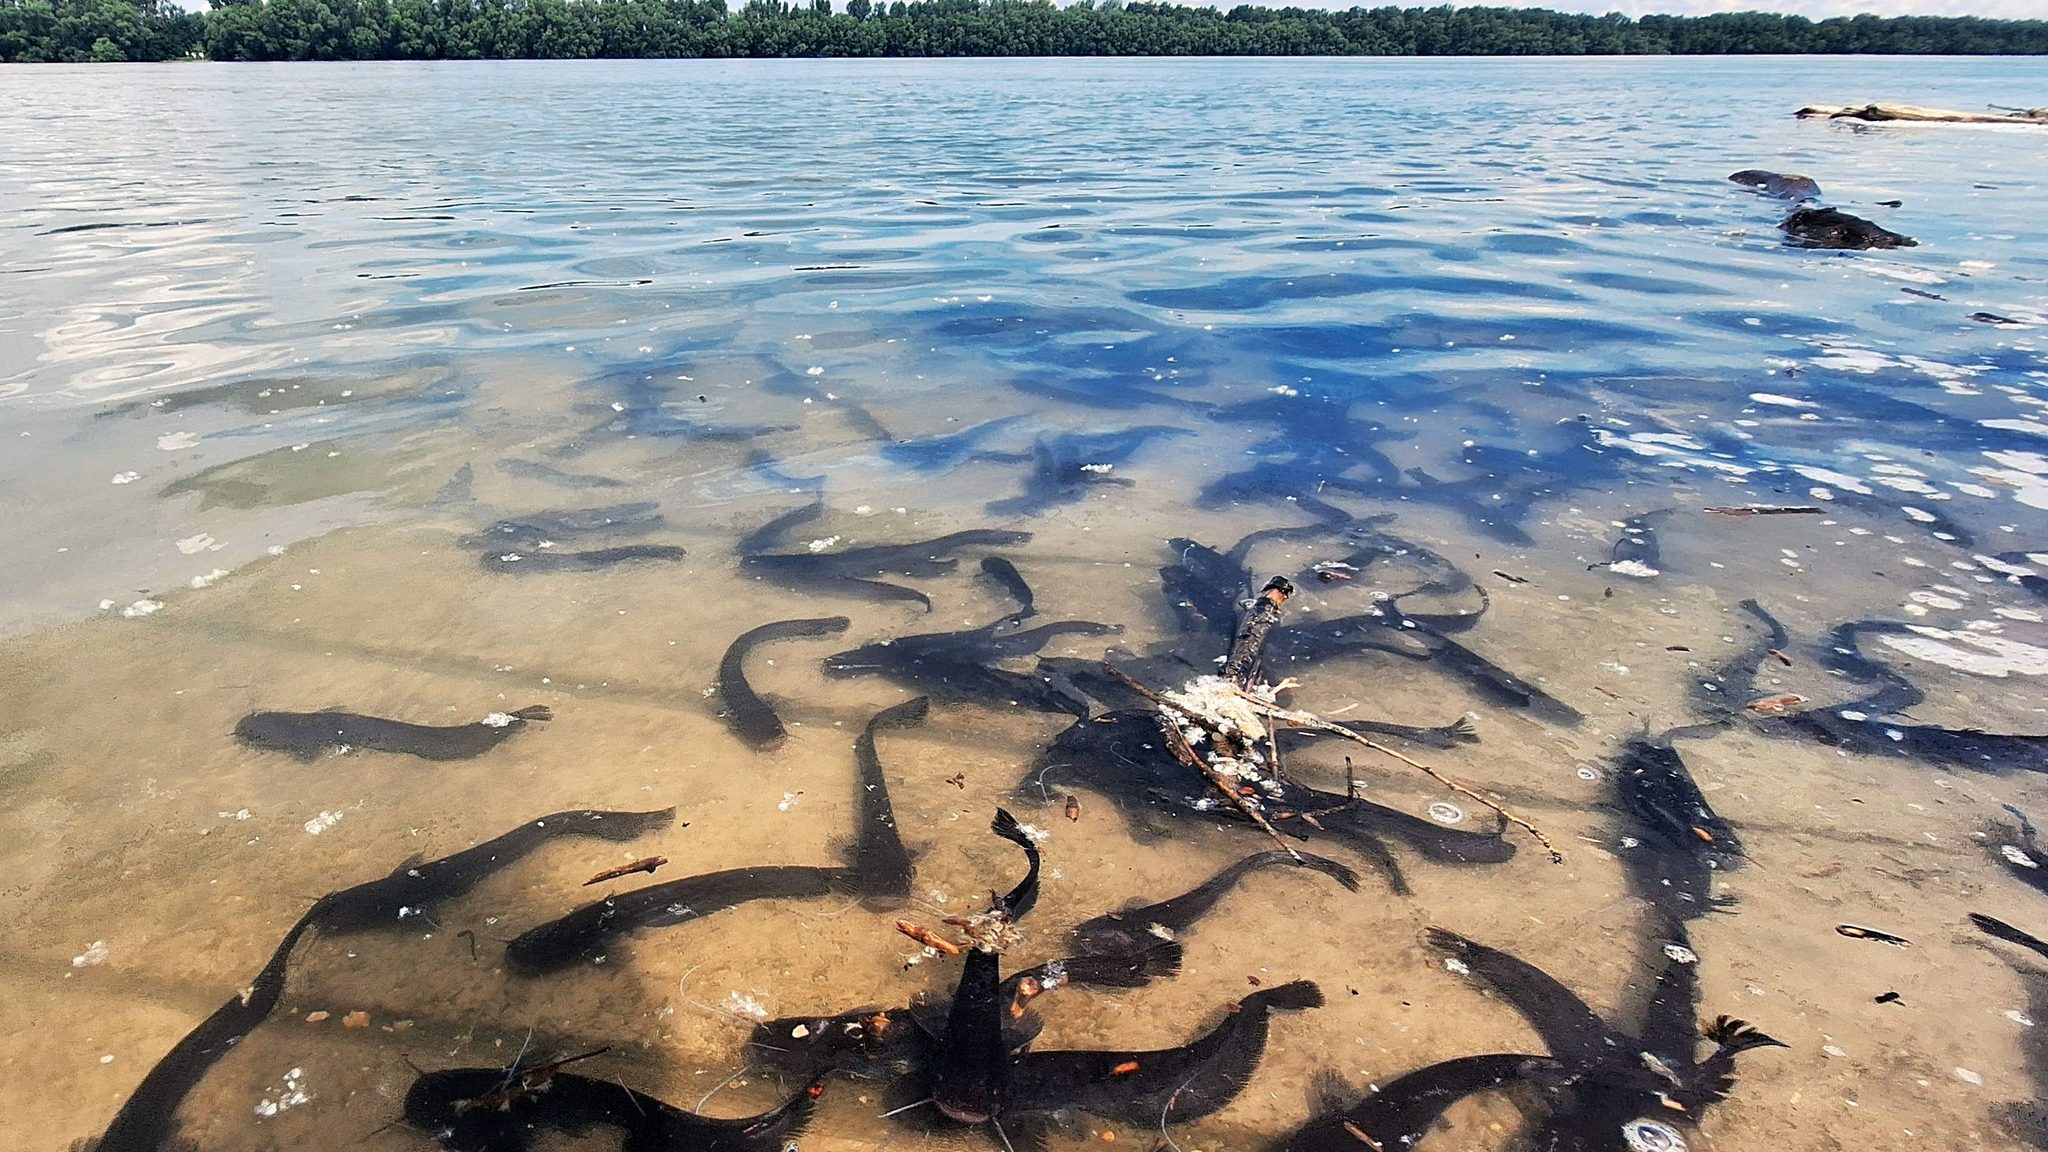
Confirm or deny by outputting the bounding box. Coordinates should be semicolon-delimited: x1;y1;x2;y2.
1984;419;2048;438
1749;393;1816;409
1607;559;1659;578
1811;345;1895;374
156;432;199;451
175;533;217;555
1908;591;1962;610
1792;466;1873;496
1878;627;2048;677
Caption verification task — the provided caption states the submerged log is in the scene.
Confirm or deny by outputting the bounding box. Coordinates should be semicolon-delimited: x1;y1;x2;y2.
1222;576;1294;688
1796;102;2048;126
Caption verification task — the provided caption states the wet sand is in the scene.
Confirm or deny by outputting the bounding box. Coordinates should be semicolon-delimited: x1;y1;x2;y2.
4;439;2045;1151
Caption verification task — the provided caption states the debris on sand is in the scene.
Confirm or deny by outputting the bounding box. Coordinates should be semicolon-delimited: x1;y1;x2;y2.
1109;576;1561;863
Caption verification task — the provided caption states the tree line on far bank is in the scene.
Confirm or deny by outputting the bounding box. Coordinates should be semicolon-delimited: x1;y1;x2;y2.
4;0;2045;64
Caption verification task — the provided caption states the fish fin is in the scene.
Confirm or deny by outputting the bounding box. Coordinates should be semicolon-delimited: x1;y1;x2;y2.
511;705;553;722
1444;712;1481;743
1054;942;1185;988
585;806;678;840
991;807;1029;847
1307;1067;1357;1116
1970;912;2048;959
1248;979;1324;1012
1702;1015;1787;1054
1295;852;1363;893
2004;803;2040;839
874;696;931;730
1004;1011;1045;1053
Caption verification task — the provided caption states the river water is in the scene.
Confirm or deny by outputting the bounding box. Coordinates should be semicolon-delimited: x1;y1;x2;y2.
2;56;2046;1152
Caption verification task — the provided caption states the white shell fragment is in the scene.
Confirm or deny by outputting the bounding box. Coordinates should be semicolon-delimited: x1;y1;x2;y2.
1622;1119;1687;1152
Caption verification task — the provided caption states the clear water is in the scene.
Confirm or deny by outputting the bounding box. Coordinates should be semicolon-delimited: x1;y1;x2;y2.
2;56;2046;1152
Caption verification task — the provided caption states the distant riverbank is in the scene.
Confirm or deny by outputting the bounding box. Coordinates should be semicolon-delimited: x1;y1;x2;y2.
5;0;2047;65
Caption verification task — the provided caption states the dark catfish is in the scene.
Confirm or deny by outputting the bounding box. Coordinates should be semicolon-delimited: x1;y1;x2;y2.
317;807;676;934
503;865;855;976
824;619;1114;719
879;415;1029;473
740;500;1031;610
234;704;551;761
849;696;929;910
1281;1053;1551;1152
1972;913;2048;963
1612;730;1741;922
1071;851;1360;957
92;806;685;1150
404;1066;819;1152
1588;509;1672;576
1616;724;1742;866
713;616;852;750
1727;169;1821;201
1281;598;1582;725
985;427;1188;518
933;808;1041;1125
979;555;1036;620
465;501;663;552
1006;980;1323;1124
497;458;626;490
1991;804;2048;899
1024;709;1513;872
1782;207;1916;250
92;898;331;1152
482;544;686;572
1421;926;1786;1150
1763;709;2048;775
748;944;1183;1083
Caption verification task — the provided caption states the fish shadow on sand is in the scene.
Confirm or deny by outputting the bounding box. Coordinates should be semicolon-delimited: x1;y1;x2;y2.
1282;925;1785;1152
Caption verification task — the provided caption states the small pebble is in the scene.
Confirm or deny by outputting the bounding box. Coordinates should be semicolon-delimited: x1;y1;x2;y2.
305;1011;329;1023
343;1010;370;1029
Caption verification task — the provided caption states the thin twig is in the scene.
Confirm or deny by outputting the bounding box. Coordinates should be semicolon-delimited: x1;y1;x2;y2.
1157;696;1301;861
1253;697;1563;863
696;1065;750;1111
1107;661;1301;859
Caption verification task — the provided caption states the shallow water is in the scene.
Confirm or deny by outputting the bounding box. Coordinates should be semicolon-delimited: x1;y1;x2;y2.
3;55;2047;1152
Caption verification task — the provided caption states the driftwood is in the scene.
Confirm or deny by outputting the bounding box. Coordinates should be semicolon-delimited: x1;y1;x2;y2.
1797;102;2048;126
1117;576;1559;863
